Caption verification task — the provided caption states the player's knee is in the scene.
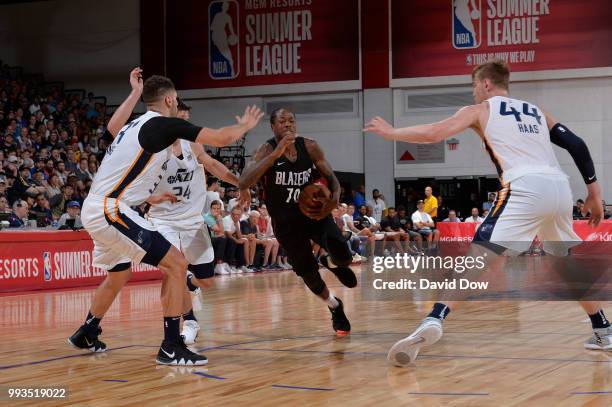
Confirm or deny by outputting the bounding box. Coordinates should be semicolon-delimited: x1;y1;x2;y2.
295;267;326;295
188;263;215;280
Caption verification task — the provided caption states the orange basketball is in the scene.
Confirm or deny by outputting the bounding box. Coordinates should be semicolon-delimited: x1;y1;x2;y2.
299;183;331;218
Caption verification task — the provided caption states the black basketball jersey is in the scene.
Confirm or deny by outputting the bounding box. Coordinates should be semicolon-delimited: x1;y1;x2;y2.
262;136;314;221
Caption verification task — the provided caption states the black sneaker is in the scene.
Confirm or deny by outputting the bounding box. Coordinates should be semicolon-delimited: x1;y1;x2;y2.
68;325;107;352
329;298;351;335
320;255;357;288
156;338;208;366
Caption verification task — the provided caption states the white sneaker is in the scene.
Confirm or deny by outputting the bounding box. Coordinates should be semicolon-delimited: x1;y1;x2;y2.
352;254;363;263
584;326;612;351
241;266;255;273
232;266;242;274
281;260;292;270
215;263;230;275
180;320;200;345
387;317;443;367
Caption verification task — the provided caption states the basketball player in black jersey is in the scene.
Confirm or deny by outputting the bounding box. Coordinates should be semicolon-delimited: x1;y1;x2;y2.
239;108;355;334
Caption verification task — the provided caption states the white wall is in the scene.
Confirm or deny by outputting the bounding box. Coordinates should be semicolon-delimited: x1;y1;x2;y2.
184;92;365;174
393;77;612;201
0;0;140;104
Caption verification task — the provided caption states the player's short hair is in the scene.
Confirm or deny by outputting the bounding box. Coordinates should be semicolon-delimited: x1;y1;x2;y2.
142;75;176;104
177;98;191;111
210;200;221;208
472;60;510;90
269;107;295;125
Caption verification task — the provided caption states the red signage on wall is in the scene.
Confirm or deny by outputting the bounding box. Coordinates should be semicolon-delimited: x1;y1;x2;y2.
392;0;612;79
0;231;161;293
165;0;360;90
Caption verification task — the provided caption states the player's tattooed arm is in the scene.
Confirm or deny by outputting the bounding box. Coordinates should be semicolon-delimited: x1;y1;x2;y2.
238;142;277;189
305;139;341;217
364;104;481;143
107;67;143;137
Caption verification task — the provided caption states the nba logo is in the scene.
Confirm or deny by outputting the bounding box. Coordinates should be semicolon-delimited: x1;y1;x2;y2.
452;0;482;49
209;0;240;80
43;251;52;282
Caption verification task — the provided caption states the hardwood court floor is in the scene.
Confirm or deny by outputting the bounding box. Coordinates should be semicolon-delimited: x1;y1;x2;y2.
1;268;611;406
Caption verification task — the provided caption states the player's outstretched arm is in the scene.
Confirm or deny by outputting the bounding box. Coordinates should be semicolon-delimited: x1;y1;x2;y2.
305;139;341;220
364;105;480;143
195;105;263;147
107;67;143;138
544;111;603;226
190;142;239;186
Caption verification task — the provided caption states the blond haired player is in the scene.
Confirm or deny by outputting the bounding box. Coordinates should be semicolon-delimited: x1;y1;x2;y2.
365;60;607;366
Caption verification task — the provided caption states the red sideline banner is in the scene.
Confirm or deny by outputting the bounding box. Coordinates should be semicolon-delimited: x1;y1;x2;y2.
392;0;612;80
165;0;360;90
0;231;161;293
437;220;612;242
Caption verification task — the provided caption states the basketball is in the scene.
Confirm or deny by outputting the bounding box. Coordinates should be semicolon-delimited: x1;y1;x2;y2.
228;34;238;46
298;183;331;218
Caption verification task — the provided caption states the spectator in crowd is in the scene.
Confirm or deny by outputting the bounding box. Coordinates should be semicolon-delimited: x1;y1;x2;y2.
204;200;232;275
396;205;424;252
0;194;10;214
256;204;284;270
64;148;78;173
573;199;587;219
482;209;489;218
339;203;367;261
57;200;83;229
352;185;366;217
603;200;611;220
423;186;438;220
381;206;410;253
367;188;386;223
50;184;73;219
231;162;241;177
74;157;91;182
437;196;450;222
0;175;6;196
443;209;461;222
464;207;484;223
205;177;224;213
31;193;53;226
223;206;249;273
240;210;269;271
482;192;496;212
8;199;28;228
411;200;440;250
9;165;45;201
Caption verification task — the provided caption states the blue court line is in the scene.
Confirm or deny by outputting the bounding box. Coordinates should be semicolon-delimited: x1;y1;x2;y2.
103;380;129;383
215;346;612;365
571;391;612;395
1;330;607;372
192;371;226;380
0;345;138;371
408;392;488;396
271;384;334;392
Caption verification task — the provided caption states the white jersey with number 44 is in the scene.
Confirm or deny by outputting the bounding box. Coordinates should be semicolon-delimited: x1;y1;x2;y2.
148;140;206;229
484;96;564;184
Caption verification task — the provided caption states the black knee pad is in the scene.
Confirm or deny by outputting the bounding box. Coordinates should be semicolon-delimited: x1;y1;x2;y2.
188;262;215;280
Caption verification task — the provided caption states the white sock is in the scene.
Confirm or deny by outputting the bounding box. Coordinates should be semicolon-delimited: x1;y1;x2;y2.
326;256;338;269
325;293;339;309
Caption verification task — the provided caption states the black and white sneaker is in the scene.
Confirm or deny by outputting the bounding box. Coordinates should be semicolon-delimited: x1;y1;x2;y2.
320;255;357;288
156;338;208;366
68;325;107;352
329;298;351;335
